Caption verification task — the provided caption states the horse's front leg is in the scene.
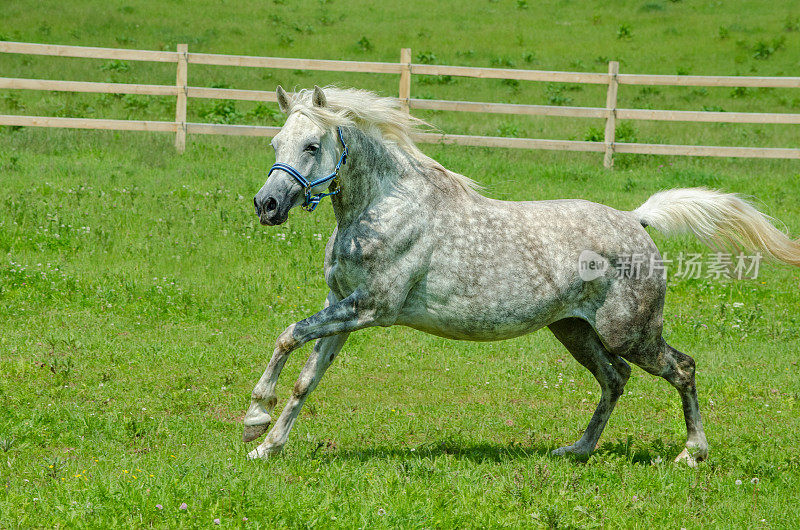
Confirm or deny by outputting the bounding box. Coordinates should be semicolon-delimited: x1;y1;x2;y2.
246;331;349;459
243;288;382;457
243;290;344;442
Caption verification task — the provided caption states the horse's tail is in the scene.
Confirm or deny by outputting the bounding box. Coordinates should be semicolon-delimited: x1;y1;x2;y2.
633;187;800;266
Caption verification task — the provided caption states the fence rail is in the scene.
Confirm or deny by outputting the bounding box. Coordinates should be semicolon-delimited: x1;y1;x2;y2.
1;40;799;165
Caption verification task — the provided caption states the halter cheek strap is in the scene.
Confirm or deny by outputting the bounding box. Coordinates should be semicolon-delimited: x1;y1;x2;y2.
267;127;348;212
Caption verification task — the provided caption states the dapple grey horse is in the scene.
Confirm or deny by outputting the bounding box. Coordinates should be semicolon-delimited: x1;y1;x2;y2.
246;85;800;464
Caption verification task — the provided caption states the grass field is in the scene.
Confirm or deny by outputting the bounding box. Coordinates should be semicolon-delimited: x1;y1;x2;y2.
2;1;800;528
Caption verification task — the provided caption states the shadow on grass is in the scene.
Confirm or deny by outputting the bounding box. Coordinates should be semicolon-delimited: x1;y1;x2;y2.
596;436;683;465
311;436;682;465
317;440;551;464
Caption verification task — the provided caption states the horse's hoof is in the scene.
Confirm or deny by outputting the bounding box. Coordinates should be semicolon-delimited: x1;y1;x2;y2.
247;443;283;460
674;447;705;468
242;423;270;443
243;401;273;442
551;444;592;457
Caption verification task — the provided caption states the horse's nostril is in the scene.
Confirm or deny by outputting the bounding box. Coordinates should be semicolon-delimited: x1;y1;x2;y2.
266;197;278;212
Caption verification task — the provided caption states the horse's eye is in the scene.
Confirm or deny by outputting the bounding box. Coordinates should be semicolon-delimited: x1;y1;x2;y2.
305;144;319;154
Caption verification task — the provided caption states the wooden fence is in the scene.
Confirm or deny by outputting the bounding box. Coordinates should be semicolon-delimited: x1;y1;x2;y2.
1;41;799;167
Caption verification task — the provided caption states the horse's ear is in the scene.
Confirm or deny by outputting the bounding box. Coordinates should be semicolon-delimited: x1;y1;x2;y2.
276;85;290;114
312;85;327;108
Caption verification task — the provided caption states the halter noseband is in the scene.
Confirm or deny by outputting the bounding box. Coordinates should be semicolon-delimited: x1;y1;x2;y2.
268;127;348;212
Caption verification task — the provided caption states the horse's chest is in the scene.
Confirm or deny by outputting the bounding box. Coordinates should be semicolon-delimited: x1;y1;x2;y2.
324;240;371;297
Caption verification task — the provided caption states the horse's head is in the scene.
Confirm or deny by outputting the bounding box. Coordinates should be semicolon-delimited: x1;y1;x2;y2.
254;85;344;225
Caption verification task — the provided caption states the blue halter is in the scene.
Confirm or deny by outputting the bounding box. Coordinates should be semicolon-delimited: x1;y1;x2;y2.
268;127;348;212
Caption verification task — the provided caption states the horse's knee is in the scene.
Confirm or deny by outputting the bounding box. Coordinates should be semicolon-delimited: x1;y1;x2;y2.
675;353;696;379
608;370;628;399
615;357;632;382
597;358;629;400
276;324;298;353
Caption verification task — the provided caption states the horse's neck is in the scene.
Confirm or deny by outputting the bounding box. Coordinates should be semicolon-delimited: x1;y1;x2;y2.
331;130;403;227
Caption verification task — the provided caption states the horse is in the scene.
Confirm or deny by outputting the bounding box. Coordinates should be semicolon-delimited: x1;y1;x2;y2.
245;85;800;464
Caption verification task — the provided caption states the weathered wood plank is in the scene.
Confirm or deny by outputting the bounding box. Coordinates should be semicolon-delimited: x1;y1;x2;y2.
186;122;281;137
408;98;608;118
603;61;620;169
0;41;177;62
0;114;177;132
618;73;800;88
411;64;609;84
0;77;177;95
617;108;800;124
614;142;800;159
415;132;606;152
174;44;188;153
187;52;402;74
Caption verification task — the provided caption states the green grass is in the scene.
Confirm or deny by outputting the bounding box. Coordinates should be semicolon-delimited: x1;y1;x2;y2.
1;130;799;528
2;1;800;527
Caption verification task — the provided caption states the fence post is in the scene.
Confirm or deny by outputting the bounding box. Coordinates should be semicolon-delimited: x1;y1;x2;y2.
175;43;188;153
399;48;411;114
603;60;619;169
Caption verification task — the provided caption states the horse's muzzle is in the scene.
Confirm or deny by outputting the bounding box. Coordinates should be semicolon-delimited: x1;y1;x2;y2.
254;195;287;225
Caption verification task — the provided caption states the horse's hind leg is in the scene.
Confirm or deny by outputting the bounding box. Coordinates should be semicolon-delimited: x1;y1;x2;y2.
625;339;708;466
548;318;631;457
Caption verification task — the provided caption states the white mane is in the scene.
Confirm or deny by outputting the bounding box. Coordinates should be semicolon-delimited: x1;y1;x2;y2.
282;87;480;194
